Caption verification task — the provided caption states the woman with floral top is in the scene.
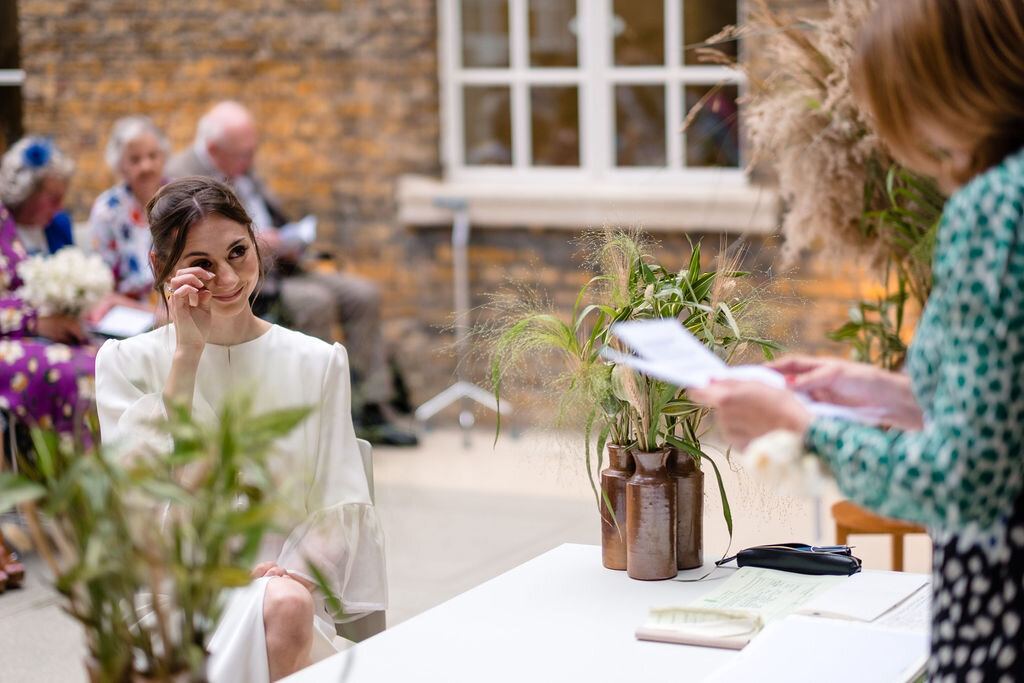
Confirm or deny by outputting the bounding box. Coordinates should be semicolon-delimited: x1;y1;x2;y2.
691;1;1024;680
0;136;96;437
89;116;170;304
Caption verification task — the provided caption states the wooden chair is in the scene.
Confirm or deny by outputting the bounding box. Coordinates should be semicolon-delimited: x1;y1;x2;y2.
832;500;926;571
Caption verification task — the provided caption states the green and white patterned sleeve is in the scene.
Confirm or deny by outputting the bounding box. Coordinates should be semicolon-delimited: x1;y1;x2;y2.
805;164;1024;531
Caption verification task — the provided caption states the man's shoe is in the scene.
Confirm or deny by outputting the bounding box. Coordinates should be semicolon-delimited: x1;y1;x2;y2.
354;404;419;447
356;422;419;447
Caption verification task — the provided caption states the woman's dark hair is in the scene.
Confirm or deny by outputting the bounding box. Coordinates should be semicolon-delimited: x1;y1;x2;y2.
146;175;264;305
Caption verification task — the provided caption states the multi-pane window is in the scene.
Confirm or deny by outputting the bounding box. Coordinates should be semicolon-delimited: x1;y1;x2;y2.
441;0;743;182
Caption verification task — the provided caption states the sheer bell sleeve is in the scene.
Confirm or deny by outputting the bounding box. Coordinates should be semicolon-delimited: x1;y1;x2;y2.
275;343;388;621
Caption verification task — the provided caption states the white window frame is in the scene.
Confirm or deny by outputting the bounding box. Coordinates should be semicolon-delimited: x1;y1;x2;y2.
438;0;747;187
0;69;25;87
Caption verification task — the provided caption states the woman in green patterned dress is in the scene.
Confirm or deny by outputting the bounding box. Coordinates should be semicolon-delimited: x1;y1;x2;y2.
691;1;1024;680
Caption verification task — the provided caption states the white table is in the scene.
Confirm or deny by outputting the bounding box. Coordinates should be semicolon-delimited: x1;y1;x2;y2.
290;544;739;682
287;543;926;682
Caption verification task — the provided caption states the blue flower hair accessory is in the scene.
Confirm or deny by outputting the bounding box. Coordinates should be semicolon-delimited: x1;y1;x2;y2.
23;139;53;169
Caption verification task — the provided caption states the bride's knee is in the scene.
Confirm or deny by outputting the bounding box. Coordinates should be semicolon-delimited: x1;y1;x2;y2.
263;577;314;644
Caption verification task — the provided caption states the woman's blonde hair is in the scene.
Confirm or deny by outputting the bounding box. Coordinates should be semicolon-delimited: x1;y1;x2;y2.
851;0;1024;188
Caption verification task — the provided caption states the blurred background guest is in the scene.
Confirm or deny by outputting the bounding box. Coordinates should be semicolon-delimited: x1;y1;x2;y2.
0;136;96;437
89;115;170;305
167;101;416;446
0;134;74;256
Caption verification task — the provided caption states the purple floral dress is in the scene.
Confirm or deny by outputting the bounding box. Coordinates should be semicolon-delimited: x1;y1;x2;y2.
0;203;96;437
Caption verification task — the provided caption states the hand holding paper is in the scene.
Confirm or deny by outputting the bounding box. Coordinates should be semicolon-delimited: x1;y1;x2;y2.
604;319;884;424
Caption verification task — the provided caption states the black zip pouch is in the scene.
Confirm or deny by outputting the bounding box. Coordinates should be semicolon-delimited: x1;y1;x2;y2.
716;543;862;576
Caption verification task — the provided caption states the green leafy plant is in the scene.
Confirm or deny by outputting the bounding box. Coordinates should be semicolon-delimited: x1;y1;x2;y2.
490;231;780;543
0;394;311;682
831;164;945;370
607;241;780;541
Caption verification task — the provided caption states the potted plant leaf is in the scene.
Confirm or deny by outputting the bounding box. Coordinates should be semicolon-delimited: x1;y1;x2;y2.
0;393;312;682
490;231;778;578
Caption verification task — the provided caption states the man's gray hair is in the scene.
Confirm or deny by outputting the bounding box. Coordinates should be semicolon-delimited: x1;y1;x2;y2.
105;115;170;174
0;136;75;208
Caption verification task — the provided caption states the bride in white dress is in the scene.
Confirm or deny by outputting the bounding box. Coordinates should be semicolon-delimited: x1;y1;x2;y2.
94;176;387;682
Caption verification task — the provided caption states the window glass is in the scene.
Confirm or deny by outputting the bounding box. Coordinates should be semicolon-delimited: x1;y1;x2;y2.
531;86;579;166
461;0;510;68
613;0;664;66
464;86;512;166
684;84;740;167
615;84;666;167
529;0;577;67
683;1;737;65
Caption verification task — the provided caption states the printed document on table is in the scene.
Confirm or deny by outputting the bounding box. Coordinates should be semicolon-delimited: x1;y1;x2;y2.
797;569;930;622
690;566;844;623
605;319;885;424
636;567;844;649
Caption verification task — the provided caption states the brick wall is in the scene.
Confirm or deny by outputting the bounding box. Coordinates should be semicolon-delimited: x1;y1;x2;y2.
15;0;891;425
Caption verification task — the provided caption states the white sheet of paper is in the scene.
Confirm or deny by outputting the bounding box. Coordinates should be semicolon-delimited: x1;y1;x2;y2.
90;305;155;338
797;570;930;622
703;615;928;683
606;319;885;424
278;214;317;250
872;585;931;633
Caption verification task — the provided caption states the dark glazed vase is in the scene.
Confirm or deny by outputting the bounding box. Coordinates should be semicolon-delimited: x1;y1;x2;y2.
626;448;677;580
600;444;635;570
669;448;705;570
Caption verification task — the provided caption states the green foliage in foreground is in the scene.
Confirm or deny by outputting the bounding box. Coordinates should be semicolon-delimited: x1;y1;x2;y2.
0;394;311;682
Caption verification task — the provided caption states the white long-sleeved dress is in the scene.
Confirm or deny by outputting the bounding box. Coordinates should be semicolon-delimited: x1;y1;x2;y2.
95;324;387;682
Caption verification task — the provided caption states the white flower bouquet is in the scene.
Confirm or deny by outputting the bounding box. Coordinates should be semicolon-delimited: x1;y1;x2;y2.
16;247;114;316
739;430;833;498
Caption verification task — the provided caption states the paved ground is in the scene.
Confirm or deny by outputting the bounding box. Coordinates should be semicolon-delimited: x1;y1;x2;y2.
0;427;932;681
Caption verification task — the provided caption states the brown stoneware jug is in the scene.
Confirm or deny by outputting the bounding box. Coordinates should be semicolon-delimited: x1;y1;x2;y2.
669;448;704;570
600;444;635;570
626;448;677;580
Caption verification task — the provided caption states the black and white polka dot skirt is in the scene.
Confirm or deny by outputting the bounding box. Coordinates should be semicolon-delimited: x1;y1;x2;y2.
928;490;1024;682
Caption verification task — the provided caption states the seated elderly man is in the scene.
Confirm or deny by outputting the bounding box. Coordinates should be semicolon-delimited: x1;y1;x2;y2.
167;101;416;446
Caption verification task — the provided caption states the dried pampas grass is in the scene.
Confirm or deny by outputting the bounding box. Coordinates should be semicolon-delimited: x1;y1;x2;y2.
696;0;892;269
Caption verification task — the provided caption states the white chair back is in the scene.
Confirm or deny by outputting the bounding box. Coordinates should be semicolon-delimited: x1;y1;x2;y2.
356;438;374;501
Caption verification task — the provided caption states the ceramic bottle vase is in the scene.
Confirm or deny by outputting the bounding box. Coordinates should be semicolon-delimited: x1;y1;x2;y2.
600;444;635;570
626;448;677;580
669;448;704;570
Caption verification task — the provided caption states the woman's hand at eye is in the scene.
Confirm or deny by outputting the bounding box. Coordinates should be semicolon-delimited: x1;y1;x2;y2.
166;267;214;353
